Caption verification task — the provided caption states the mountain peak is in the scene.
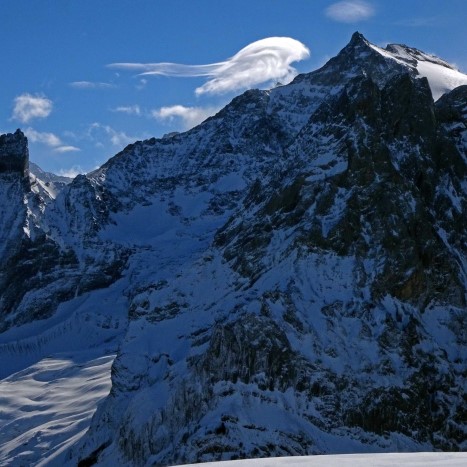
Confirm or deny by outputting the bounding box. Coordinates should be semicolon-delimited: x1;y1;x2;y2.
309;32;467;101
349;31;369;46
343;31;373;54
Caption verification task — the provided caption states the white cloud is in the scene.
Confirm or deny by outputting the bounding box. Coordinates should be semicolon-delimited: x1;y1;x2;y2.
113;105;141;116
325;1;375;23
25;127;62;147
24;127;80;153
12;93;53;123
69;81;115;89
136;78;147;90
54;145;81;153
109;37;310;95
152;105;219;130
58;166;85;178
88;123;138;147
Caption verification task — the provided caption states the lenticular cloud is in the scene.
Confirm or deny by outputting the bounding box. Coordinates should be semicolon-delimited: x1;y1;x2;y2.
325;1;375;23
109;37;310;95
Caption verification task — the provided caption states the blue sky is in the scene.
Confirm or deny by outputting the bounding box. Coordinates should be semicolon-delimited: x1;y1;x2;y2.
1;0;466;175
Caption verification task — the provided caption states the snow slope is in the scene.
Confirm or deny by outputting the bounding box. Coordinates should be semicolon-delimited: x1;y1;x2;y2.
369;42;467;100
0;280;128;466
0;354;114;466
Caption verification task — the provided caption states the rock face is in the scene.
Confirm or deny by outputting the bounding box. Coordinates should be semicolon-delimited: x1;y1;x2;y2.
0;129;29;176
0;33;466;465
0;131;126;332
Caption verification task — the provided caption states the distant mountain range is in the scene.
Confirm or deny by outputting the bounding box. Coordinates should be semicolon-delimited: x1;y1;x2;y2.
0;32;466;466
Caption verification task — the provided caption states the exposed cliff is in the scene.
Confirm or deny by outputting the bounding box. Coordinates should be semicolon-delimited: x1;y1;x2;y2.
0;129;29;176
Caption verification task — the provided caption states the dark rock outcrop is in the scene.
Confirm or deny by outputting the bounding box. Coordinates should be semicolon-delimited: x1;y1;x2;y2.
0;129;29;177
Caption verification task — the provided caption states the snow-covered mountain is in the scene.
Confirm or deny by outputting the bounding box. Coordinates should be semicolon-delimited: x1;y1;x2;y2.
0;32;466;466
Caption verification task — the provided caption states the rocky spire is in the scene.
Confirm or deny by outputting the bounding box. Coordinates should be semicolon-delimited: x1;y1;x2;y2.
0;129;29;176
348;30;369;46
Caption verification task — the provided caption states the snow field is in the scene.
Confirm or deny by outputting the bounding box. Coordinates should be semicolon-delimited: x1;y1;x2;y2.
178;452;467;467
0;354;115;466
0;280;129;466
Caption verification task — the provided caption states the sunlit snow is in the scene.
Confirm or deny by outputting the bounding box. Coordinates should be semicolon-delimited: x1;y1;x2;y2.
0;354;114;466
0;281;128;466
369;42;467;100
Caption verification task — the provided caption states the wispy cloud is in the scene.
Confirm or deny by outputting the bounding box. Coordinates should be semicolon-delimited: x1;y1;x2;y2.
109;37;310;95
25;128;61;147
152;105;219;130
54;145;81;153
62;124;143;153
69;81;116;89
58;166;85;178
25;127;80;153
136;78;147;90
12;93;53;123
112;105;141;116
325;1;375;23
88;123;139;147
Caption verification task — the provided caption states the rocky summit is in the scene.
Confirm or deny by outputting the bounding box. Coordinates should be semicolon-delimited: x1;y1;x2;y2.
0;33;466;466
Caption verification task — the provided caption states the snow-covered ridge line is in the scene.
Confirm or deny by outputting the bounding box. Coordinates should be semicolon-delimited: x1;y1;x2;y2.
368;41;467;100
